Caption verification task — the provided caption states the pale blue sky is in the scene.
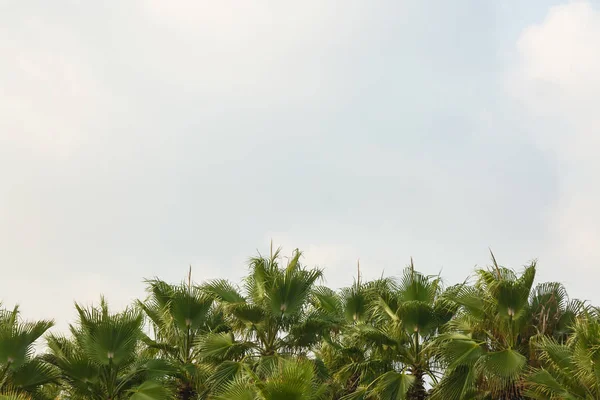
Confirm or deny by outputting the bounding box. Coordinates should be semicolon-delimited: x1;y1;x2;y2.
2;0;600;330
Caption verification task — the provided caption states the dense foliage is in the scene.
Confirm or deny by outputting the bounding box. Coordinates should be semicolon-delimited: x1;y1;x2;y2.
2;247;596;399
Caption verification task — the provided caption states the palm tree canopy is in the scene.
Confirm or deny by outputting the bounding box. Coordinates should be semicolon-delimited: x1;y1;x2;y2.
46;298;169;400
138;277;229;399
3;246;595;400
526;315;600;400
0;305;57;400
432;256;538;399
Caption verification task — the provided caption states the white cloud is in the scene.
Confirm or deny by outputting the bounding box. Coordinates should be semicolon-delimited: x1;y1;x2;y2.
0;18;111;159
133;1;371;107
4;0;586;329
511;1;600;289
517;2;600;89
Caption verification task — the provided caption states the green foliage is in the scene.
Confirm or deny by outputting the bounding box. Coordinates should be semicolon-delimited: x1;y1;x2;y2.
201;247;328;358
214;357;329;400
526;316;600;399
45;298;168;400
319;261;453;399
0;305;57;400
138;276;227;399
431;255;538;399
2;246;596;400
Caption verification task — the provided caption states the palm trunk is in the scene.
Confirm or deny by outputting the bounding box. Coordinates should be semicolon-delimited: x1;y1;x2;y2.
337;373;361;400
502;380;524;400
177;382;196;400
407;368;427;400
407;330;428;400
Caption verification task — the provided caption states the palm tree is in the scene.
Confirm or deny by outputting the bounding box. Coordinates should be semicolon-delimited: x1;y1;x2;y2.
320;261;454;400
313;273;374;398
527;281;585;344
138;271;228;399
526;315;600;399
0;393;33;400
369;262;454;400
45;298;169;400
201;247;326;356
431;254;537;400
199;247;330;393
0;304;58;400
213;357;329;400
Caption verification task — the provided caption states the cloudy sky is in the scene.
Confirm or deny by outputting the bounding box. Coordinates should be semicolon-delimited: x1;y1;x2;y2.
2;0;600;330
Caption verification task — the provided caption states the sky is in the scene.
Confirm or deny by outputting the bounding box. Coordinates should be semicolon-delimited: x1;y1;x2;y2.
2;0;600;332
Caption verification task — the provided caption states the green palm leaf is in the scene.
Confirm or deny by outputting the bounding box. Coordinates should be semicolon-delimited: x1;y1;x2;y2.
129;381;170;400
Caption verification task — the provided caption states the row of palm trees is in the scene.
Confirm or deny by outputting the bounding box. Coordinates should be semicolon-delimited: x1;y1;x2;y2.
2;247;599;399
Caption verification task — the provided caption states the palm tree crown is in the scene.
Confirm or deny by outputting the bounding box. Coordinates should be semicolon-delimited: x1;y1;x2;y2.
46;298;168;400
0;305;57;400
